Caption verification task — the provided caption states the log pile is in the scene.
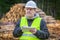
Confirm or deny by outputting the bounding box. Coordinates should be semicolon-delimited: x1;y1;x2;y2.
0;24;17;40
0;3;25;23
38;11;56;23
47;20;60;40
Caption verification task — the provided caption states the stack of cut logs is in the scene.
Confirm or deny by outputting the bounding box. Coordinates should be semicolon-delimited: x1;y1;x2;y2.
0;3;60;40
47;20;60;40
0;3;25;23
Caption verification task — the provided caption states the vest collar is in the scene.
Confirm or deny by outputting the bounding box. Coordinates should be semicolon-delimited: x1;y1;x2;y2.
25;13;39;19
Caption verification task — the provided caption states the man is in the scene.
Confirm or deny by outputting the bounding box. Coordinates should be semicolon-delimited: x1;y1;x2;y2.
13;0;49;40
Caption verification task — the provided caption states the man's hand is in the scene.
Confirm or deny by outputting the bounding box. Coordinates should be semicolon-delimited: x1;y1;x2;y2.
29;28;37;34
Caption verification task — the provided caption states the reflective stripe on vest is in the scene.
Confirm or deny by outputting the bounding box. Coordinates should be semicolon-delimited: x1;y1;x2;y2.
22;34;36;37
19;17;42;40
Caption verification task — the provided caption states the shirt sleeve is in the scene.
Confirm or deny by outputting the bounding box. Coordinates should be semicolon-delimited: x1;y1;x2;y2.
13;19;23;37
34;19;50;39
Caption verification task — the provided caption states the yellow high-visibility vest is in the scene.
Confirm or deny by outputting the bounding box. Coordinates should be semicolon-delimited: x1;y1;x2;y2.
19;17;42;40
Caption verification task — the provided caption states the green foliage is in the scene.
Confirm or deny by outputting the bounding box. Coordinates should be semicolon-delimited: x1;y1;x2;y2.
0;0;60;19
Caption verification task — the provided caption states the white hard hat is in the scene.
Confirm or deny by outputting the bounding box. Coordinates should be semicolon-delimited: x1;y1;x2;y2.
25;1;37;8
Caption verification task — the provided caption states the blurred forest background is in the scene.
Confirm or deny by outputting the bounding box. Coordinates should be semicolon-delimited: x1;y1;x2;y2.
0;0;60;19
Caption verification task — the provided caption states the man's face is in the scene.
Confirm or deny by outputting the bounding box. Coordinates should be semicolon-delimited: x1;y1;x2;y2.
25;7;36;18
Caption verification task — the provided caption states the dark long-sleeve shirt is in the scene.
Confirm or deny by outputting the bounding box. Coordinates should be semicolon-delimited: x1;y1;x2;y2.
13;18;49;40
